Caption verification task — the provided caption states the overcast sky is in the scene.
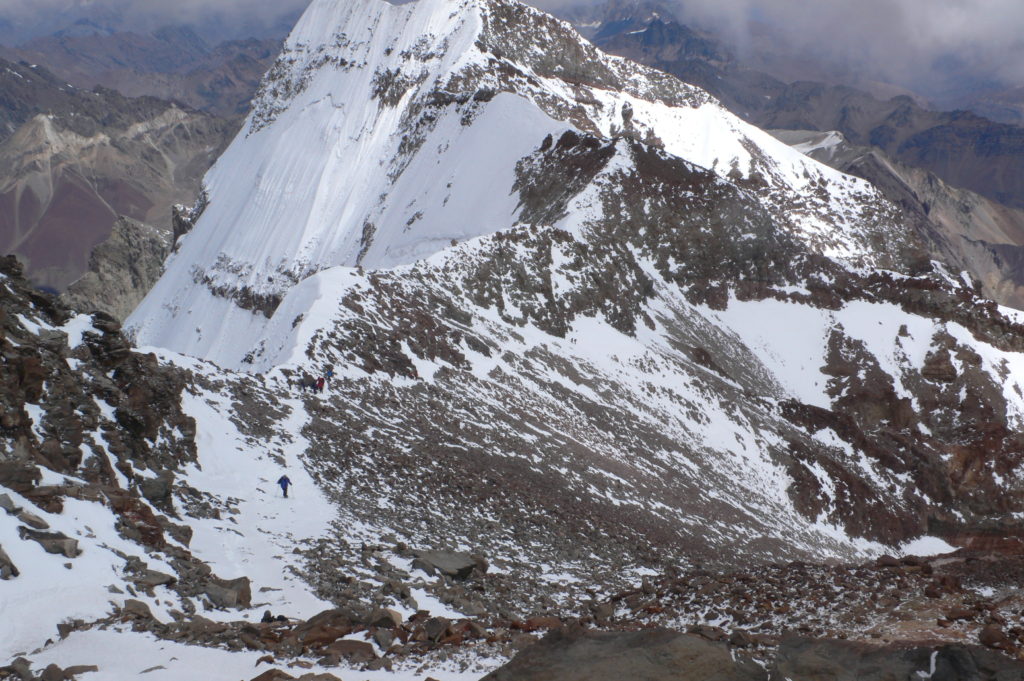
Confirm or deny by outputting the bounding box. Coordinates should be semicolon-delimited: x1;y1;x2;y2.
2;0;1020;97
534;0;1024;96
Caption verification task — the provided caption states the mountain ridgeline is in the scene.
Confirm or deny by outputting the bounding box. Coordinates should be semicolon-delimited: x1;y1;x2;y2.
583;5;1024;212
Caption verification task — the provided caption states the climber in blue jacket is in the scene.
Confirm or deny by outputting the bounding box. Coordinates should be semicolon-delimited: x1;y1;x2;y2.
277;474;292;498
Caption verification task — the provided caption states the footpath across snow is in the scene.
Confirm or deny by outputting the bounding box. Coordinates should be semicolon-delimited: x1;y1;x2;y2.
174;382;337;622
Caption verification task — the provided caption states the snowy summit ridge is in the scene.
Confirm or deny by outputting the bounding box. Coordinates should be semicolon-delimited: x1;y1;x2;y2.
128;0;907;367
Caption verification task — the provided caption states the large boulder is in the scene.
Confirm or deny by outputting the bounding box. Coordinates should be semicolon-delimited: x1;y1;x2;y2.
322;639;376;663
0;544;18;579
482;627;763;681
139;472;175;508
250;671;295;681
0;493;19;514
368;608;403;628
16;509;49;530
250;672;343;681
411;549;484;581
0;463;41;493
122;599;155;620
204;576;252;609
296;606;366;633
17;527;80;558
771;636;1024;681
39;664;64;681
135;570;176;589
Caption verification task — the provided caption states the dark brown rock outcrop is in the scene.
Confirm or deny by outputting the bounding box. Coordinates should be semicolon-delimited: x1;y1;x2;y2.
483;627;763;681
61;218;171;321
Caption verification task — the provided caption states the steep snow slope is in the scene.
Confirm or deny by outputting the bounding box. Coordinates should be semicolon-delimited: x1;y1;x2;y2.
128;0;909;368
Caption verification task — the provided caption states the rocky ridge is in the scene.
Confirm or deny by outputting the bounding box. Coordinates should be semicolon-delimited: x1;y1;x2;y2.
60;218;171;321
582;3;1024;213
771;129;1024;311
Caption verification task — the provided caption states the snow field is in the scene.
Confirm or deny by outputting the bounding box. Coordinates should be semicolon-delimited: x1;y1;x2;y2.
175;385;336;621
29;628;500;681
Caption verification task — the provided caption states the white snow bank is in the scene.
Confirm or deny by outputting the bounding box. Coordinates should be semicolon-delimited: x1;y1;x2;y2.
899;535;957;556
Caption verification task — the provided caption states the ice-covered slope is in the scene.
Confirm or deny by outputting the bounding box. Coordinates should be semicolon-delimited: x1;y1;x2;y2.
128;0;909;368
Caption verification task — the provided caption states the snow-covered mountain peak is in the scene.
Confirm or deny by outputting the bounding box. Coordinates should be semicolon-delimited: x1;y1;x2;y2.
12;3;1024;675
247;0;710;135
248;0;482;133
129;0;918;367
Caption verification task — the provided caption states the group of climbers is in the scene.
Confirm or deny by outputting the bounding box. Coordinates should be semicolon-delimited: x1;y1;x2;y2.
296;367;334;393
276;366;337;499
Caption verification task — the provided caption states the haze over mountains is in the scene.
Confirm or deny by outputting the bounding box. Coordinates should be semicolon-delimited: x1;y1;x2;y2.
0;26;280;118
0;58;231;292
0;0;308;46
544;0;1024;125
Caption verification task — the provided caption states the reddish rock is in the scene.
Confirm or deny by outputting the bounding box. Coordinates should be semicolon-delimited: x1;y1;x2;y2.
323;639;376;663
368;608;403;628
250;671;295;681
298;625;350;649
729;630;755;648
980;625;1014;650
946;606;975;621
522;616;562;632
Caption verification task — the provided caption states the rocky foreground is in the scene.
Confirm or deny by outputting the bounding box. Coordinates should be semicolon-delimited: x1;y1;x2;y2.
2;247;1024;678
8;538;1024;680
4;284;1020;679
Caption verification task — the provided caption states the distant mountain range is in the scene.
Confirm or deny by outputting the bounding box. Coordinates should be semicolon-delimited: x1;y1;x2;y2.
0;20;281;293
0;58;234;291
770;129;1024;310
0;24;280;117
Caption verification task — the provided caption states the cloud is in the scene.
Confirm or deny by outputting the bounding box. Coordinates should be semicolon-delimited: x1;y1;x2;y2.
530;0;1024;96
